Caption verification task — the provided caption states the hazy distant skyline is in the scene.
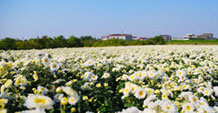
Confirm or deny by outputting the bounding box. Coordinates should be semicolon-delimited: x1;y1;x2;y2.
0;0;218;39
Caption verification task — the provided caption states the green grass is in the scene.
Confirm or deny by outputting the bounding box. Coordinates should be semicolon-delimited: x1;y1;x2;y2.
166;40;218;45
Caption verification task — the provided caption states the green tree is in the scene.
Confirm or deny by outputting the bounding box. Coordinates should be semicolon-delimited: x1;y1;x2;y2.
0;38;17;50
67;36;83;47
80;36;96;47
52;35;67;48
152;36;165;44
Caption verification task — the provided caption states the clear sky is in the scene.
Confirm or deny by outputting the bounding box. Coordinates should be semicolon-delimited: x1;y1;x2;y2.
0;0;218;39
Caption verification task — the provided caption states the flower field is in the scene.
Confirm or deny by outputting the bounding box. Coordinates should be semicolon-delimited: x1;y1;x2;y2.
1;45;218;113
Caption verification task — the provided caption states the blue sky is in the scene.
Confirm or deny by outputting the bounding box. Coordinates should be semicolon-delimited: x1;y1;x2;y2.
0;0;218;39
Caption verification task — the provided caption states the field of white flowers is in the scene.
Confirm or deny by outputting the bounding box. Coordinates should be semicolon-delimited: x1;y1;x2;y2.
1;45;218;113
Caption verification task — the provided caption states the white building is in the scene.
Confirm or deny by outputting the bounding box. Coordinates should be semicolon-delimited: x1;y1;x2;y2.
101;34;133;40
184;33;214;40
184;33;195;39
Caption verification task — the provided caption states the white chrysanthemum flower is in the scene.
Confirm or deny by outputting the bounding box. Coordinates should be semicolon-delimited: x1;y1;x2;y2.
50;62;59;71
143;94;156;106
61;86;79;97
37;86;48;94
25;54;32;60
198;76;204;83
84;59;95;67
142;108;156;113
81;82;91;90
160;89;172;97
213;106;218;112
181;83;190;90
147;100;163;111
0;109;7;113
203;66;210;72
123;86;130;96
203;87;213;96
122;74;128;80
147;71;157;79
102;73;110;79
68;96;79;105
213;86;218;96
178;92;193;100
83;72;93;81
24;94;54;109
42;56;50;66
188;95;198;104
129;83;137;94
198;98;209;107
178;74;186;82
141;71;147;77
182;103;194;112
22;108;45;113
128;74;138;81
145;88;154;96
197;87;204;93
117;107;141;113
162;101;177;113
54;93;64;102
134;88;146;99
14;76;27;86
176;70;186;77
197;105;214;113
85;111;94;113
90;74;98;81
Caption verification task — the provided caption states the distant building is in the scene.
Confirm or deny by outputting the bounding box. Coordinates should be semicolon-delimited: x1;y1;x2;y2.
197;33;213;40
101;36;109;40
160;35;172;41
132;36;138;40
184;33;195;39
184;33;214;40
139;37;147;40
101;34;133;40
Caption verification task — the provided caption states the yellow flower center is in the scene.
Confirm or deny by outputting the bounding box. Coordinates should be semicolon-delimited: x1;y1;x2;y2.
130;75;135;79
162;94;167;99
70;98;74;102
44;59;48;63
139;91;144;96
148;89;153;95
186;106;191;111
131;87;135;91
34;98;46;104
205;91;209;95
124;88;129;93
53;64;57;68
193;98;197;102
166;105;171;110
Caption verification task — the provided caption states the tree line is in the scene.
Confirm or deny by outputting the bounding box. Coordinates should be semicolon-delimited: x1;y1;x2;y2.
0;35;165;50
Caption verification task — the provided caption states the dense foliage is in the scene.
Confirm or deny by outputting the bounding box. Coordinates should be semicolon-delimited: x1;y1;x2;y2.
167;39;218;45
0;36;164;50
1;46;218;113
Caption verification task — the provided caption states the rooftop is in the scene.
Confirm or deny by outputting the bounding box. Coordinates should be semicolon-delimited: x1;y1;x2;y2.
109;34;133;36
